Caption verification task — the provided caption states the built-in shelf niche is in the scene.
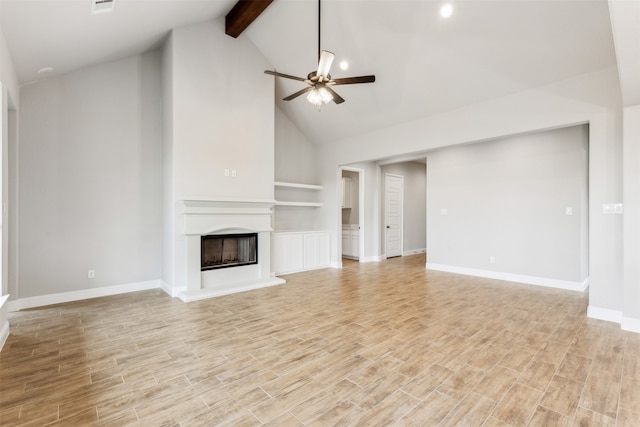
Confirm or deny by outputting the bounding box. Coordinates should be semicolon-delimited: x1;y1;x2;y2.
274;181;323;207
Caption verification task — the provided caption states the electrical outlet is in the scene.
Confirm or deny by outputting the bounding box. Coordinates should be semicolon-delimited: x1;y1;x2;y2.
88;269;95;279
231;169;237;177
565;207;573;215
489;256;496;264
224;169;230;177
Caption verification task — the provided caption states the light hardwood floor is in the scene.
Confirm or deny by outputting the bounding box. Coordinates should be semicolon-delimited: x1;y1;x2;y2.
1;254;639;426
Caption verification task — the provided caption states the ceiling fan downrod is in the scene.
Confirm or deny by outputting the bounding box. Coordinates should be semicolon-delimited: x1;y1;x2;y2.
318;0;321;63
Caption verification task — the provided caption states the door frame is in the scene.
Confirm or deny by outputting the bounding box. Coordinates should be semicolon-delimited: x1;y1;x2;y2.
337;166;365;265
384;173;404;259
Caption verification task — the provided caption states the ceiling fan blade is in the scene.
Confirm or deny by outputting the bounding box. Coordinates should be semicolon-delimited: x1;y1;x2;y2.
283;86;314;101
316;50;335;79
324;86;345;104
264;70;307;82
331;75;376;85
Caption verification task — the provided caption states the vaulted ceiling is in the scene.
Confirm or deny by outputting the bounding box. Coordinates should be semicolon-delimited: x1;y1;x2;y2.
0;0;623;144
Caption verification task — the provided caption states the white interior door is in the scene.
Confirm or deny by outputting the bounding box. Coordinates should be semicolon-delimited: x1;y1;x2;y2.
385;174;403;258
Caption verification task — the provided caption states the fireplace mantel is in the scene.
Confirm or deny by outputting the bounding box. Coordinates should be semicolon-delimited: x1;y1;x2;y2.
179;199;276;235
181;198;277;213
176;198;284;302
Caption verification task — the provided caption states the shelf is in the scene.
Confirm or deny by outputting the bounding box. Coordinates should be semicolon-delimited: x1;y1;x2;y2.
275;181;323;191
274;182;323;207
275;201;323;207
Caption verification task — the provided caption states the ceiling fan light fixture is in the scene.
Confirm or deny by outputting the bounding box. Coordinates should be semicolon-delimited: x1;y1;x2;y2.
307;86;333;107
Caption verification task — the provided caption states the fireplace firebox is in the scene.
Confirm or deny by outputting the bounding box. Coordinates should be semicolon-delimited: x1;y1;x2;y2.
201;233;258;271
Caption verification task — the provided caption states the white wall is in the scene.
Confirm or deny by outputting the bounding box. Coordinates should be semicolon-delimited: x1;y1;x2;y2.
610;0;640;332
7;108;17;297
1;25;19;296
318;67;623;317
161;33;175;290
380;161;426;254
275;107;317;184
623;105;640;326
171;18;274;202
164;18;275;291
0;23;19;349
15;53;163;298
0;30;18;104
426;125;588;284
608;0;640;330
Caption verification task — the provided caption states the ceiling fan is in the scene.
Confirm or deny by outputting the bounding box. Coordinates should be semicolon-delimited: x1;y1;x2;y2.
264;0;375;107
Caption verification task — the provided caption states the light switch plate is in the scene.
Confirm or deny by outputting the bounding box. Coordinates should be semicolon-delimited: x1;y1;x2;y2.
603;203;623;214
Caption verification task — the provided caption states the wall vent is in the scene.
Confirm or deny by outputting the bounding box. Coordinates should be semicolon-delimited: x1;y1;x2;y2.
91;0;116;15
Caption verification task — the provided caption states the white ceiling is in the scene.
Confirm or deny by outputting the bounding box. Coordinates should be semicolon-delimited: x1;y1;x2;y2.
1;0;618;145
0;0;237;83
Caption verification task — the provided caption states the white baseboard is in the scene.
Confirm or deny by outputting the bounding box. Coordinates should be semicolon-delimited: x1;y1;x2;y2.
403;248;426;256
622;317;640;333
426;263;589;292
587;305;623;324
7;280;161;311
160;281;185;298
0;294;9;351
360;255;382;263
331;261;343;269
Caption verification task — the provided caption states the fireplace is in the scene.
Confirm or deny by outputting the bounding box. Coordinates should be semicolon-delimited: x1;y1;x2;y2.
176;199;285;302
201;233;258;271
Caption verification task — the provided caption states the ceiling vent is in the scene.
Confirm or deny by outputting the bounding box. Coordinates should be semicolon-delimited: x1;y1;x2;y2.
91;0;116;15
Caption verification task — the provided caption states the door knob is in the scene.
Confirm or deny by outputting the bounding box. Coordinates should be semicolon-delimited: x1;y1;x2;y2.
386;225;390;228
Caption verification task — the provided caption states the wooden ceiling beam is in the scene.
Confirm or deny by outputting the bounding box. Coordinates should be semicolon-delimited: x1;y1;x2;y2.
225;0;274;38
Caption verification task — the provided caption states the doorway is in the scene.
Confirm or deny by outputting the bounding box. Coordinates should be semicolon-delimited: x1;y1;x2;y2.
340;167;364;262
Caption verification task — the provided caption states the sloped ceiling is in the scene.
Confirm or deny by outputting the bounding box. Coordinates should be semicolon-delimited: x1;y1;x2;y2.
0;0;237;83
608;0;640;107
246;0;616;144
0;0;618;145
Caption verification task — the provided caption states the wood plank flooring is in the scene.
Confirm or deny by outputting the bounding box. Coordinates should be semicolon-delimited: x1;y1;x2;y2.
2;254;640;426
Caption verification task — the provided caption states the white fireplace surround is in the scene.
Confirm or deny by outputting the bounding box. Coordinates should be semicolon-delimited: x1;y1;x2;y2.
177;199;285;302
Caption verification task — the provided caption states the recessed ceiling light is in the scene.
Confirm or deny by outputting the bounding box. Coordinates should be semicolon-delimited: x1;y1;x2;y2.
440;3;453;18
339;61;349;71
38;67;54;75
